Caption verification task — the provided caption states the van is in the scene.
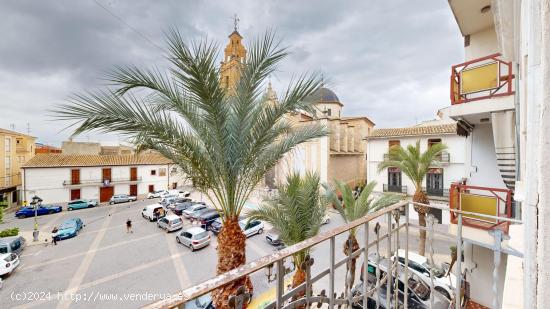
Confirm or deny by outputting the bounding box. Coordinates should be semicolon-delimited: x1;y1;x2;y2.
141;204;165;221
157;214;184;232
0;236;25;255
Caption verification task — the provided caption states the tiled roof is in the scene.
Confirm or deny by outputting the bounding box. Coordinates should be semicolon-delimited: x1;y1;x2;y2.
0;128;35;138
23;153;173;168
369;123;457;138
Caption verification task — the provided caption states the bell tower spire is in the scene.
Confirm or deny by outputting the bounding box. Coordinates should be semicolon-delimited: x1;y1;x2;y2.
220;15;246;91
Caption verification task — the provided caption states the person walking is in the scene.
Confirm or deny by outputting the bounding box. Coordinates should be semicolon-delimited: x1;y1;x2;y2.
126;219;133;233
51;226;58;245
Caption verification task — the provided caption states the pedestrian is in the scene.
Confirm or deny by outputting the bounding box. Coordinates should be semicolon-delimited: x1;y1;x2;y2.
51;226;58;245
126;219;133;233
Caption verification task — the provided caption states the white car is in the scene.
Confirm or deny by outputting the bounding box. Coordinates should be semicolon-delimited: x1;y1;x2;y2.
392;249;456;300
322;213;330;225
147;190;168;199
0;253;20;276
239;219;264;237
168;189;191;198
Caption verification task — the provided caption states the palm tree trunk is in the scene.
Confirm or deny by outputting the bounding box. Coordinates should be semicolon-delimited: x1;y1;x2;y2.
413;189;429;256
343;234;360;292
212;217;252;309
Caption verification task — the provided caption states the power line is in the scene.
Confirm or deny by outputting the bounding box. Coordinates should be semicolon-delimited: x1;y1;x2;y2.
92;0;164;52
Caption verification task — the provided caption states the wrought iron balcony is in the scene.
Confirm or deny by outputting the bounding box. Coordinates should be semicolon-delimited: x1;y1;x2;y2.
450;53;515;105
62;176;142;187
422;187;450;198
383;184;407;194
144;200;522;309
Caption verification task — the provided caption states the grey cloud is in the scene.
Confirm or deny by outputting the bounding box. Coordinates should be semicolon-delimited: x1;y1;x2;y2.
0;0;463;145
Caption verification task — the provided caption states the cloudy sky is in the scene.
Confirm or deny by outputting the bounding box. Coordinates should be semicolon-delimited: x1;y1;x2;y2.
0;0;463;146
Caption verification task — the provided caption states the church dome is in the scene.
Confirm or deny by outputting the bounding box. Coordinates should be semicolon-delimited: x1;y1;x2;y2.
311;87;341;104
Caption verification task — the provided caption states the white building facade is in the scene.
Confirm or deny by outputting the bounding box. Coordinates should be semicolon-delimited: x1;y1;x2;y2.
21;154;186;204
367;121;469;224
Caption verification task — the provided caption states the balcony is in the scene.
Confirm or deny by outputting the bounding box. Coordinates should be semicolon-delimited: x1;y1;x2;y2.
449;183;512;234
422;187;450;198
382;184;407;194
144;201;522;309
450;53;514;105
62;176;142;187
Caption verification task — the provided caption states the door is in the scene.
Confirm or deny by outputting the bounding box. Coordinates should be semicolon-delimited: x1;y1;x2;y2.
102;168;112;182
71;169;80;185
130;167;137;181
172;182;177;189
130;184;137;196
70;189;81;201
148;185;155;193
387;168;402;192
99;186;114;203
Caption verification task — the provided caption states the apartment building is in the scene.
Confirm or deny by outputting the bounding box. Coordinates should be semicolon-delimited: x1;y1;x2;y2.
21;153;186;204
0;128;36;207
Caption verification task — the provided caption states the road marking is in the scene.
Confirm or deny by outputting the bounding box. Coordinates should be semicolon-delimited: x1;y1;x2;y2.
165;232;190;288
56;214;113;309
19;233;161;272
13;251;189;309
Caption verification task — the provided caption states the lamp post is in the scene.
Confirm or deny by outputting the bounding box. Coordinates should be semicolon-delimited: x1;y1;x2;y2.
30;195;42;241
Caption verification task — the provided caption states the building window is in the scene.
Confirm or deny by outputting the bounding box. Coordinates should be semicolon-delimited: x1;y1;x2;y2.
159;168;167;177
5;157;11;169
148;184;155;193
388;140;400;148
327;108;331;116
426;168;444;196
387;167;402;192
150;169;156;176
5;137;11;152
428;138;442;148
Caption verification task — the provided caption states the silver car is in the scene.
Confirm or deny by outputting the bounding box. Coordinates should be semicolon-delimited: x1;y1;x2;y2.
183;204;208;219
109;194;137;204
176;227;210;251
157;215;184;232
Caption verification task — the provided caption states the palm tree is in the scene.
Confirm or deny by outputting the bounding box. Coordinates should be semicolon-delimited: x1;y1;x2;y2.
377;140;447;256
247;172;327;291
53;30;327;308
324;180;400;292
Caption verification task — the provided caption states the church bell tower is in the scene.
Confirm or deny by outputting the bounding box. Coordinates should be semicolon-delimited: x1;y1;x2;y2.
220;15;247;91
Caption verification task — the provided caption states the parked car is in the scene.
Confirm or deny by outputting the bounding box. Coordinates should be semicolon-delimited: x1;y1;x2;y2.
109;194;137;205
15;204;62;218
240;219;264;237
160;195;178;206
352;254;451;309
67;199;97;211
167;198;195;211
176;227;210;251
266;229;283;246
142;204;166;221
189;208;215;222
172;202;195;215
147;190;168;199
0;253;20;276
322;213;331;225
168;189;191;198
183;204;208;219
209;218;223;235
54;218;84;240
392;249;456;300
0;236;25;255
196;210;221;230
157;214;184;232
184;293;214;309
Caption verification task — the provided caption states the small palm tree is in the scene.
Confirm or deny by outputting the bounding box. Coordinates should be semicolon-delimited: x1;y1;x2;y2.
324;180;400;291
247;172;327;290
53;30;327;308
378;140;447;255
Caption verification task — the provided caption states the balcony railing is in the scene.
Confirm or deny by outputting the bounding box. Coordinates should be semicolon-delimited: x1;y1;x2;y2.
449;183;513;233
144;201;522;309
62;176;142;186
383;184;407;194
450;53;515;105
422;187;450;198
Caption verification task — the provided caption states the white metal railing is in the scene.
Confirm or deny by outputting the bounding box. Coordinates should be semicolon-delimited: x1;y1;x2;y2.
143;201;522;309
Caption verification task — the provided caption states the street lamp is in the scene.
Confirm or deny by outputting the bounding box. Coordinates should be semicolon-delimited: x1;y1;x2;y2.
30;195;42;241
